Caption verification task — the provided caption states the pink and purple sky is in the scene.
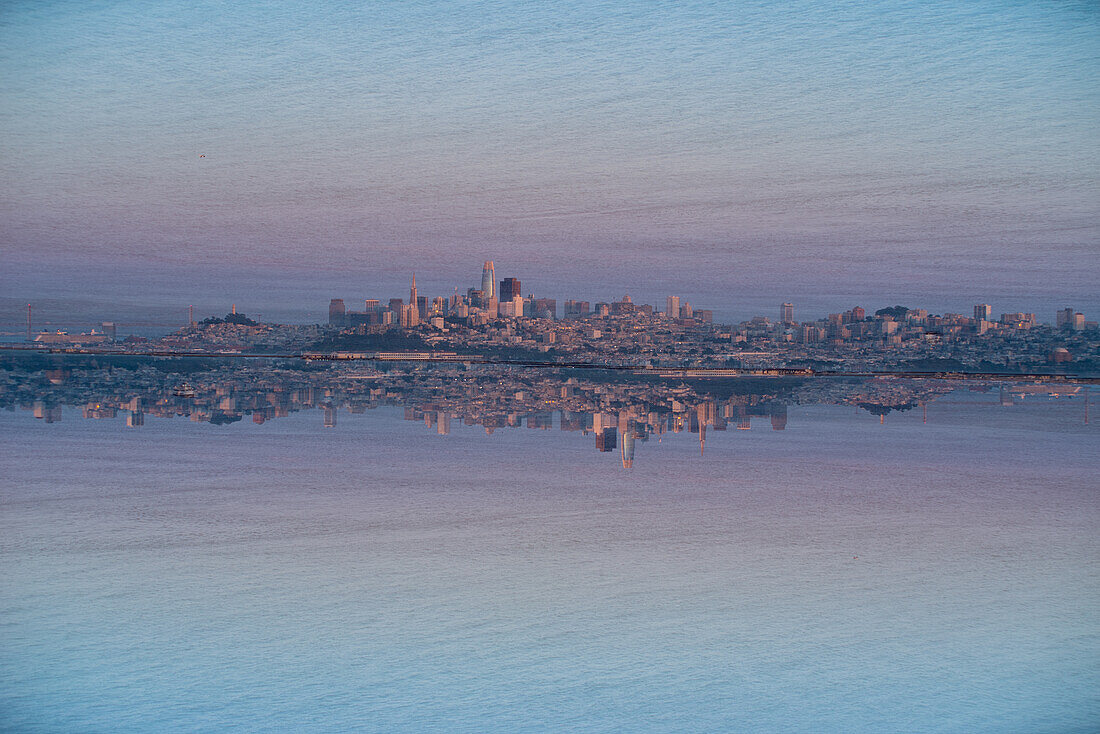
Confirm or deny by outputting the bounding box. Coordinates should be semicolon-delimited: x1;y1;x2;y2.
2;0;1098;326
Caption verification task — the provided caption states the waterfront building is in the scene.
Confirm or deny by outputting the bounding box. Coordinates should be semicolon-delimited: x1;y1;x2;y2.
34;331;109;345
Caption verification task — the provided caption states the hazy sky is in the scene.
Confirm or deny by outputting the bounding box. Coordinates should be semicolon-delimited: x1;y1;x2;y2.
2;0;1098;323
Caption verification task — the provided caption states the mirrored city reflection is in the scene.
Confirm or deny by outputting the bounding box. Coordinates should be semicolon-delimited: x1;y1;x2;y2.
2;354;1091;467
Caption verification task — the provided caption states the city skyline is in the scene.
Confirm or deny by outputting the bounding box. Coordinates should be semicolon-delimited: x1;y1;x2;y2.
14;252;1097;381
321;263;1091;328
8;254;1094;338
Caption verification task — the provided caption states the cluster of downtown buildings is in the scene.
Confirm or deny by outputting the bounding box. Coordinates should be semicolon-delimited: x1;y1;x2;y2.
17;259;1096;375
327;260;715;330
325;262;1094;341
318;261;1096;373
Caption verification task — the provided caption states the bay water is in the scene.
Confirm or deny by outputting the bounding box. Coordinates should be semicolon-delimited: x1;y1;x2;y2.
1;386;1097;732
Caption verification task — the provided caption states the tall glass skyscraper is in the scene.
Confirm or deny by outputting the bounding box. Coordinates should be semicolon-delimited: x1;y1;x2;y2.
481;261;495;300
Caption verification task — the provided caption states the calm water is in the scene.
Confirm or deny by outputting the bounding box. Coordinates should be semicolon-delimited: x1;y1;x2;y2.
1;383;1097;732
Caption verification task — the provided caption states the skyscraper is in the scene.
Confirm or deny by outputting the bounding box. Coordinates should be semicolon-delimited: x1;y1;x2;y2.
409;273;417;310
328;299;346;326
400;303;419;328
781;302;794;324
770;404;788;431
974;304;992;321
481;261;495;300
621;423;635;468
499;277;521;301
596;427;616;452
666;296;680;319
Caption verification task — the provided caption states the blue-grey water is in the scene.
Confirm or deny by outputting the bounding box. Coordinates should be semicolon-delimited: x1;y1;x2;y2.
2;387;1098;732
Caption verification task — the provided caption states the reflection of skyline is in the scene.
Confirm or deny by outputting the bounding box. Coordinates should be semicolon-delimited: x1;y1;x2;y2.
4;356;1092;465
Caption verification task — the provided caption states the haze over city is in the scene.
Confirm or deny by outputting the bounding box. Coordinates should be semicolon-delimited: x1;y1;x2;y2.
2;0;1098;325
